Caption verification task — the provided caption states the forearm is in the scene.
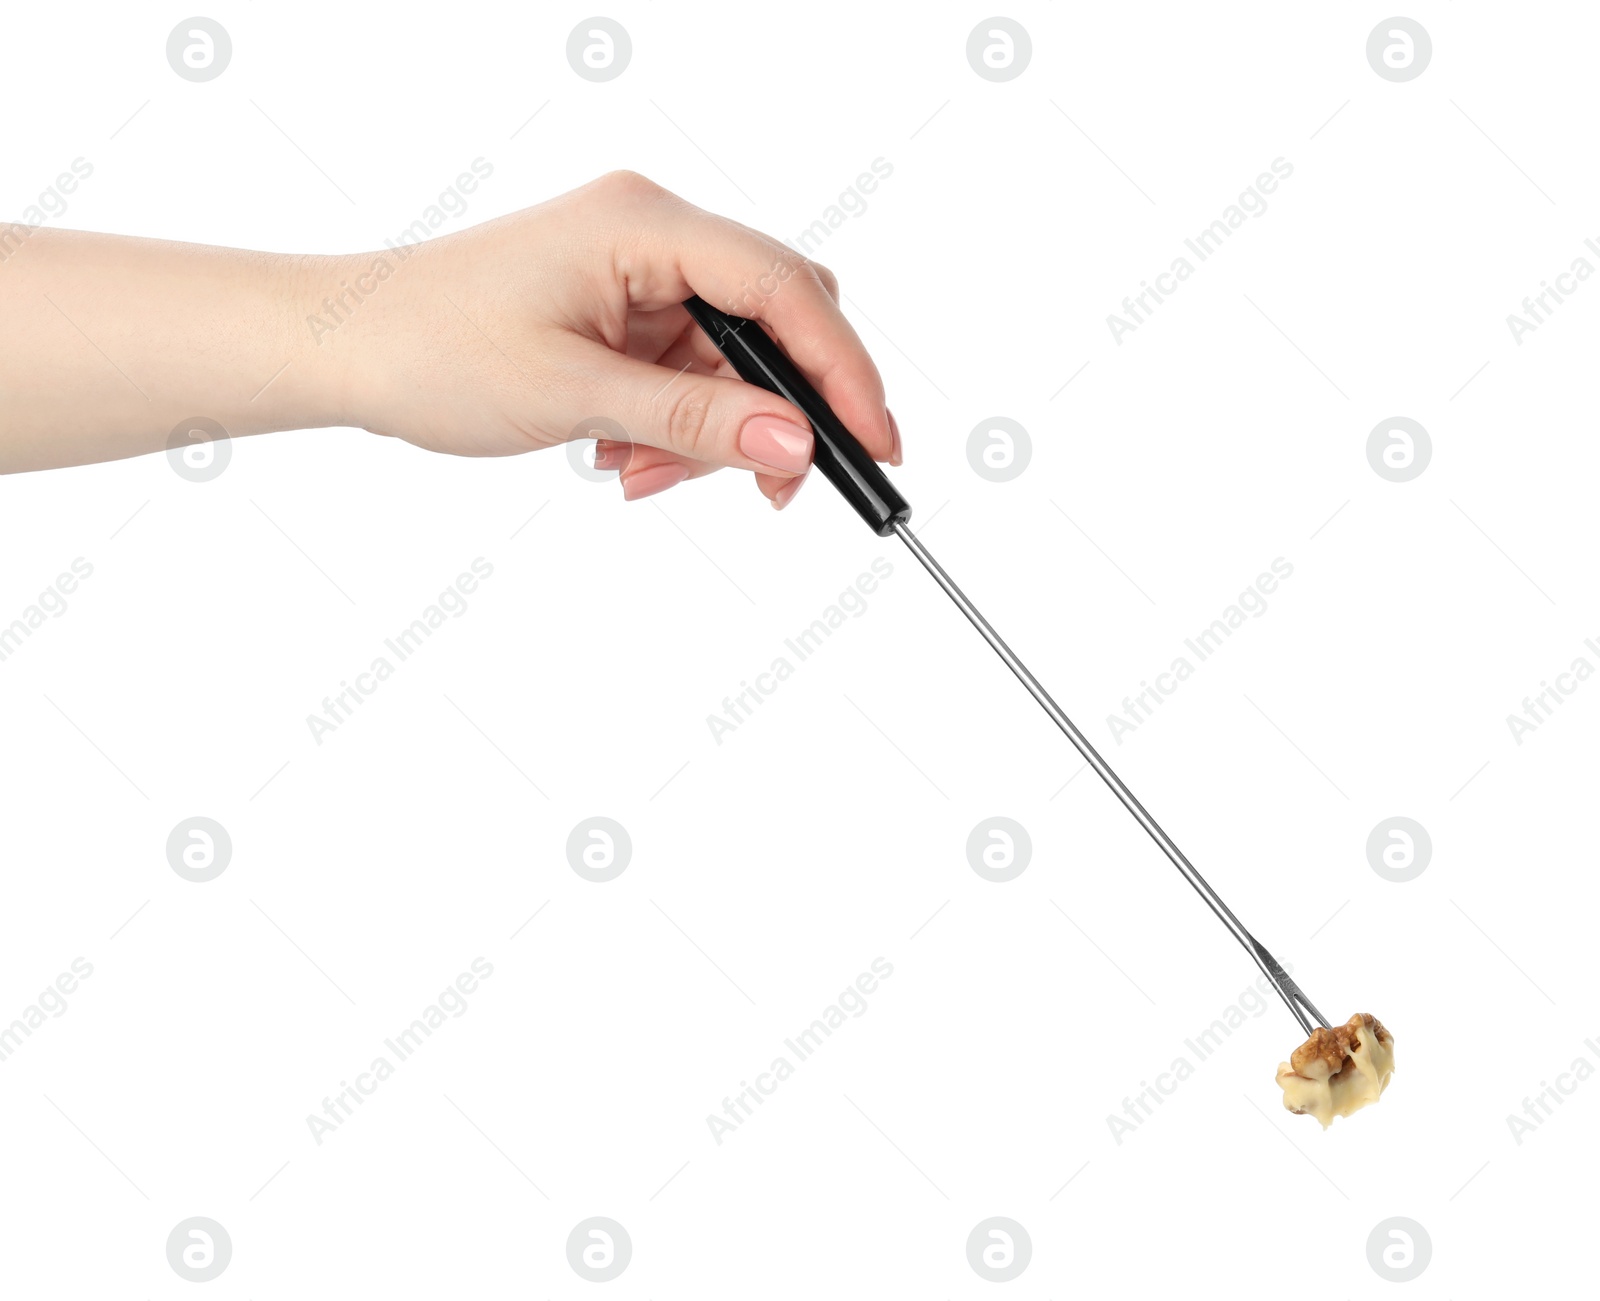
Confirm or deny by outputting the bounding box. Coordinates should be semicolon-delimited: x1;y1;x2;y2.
0;227;350;472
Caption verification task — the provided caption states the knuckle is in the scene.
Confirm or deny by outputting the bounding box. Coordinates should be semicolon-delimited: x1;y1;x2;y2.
772;250;808;280
768;251;833;297
593;169;662;200
663;385;716;458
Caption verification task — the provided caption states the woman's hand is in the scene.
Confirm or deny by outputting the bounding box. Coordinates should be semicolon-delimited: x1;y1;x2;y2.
325;170;901;507
0;171;900;504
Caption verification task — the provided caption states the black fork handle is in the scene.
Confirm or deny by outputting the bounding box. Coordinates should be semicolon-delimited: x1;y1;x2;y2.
682;296;912;537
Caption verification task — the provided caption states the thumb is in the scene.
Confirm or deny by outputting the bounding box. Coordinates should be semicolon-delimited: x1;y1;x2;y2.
561;338;814;478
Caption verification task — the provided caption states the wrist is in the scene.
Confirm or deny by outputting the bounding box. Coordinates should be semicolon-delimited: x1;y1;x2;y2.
277;251;366;432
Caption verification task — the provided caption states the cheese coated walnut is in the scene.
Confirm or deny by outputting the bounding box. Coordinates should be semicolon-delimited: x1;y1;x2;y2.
1276;1013;1395;1128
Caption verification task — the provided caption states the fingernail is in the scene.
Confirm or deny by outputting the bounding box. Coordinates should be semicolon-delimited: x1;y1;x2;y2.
593;440;628;470
887;409;903;467
772;465;810;510
621;463;689;501
739;414;813;475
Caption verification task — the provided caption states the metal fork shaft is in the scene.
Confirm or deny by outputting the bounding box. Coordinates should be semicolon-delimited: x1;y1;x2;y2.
893;520;1328;1035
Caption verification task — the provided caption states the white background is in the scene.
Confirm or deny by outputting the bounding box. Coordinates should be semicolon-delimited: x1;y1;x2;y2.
1;2;1594;1295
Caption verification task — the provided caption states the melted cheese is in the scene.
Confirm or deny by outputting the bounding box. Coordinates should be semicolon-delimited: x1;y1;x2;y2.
1276;1018;1395;1128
